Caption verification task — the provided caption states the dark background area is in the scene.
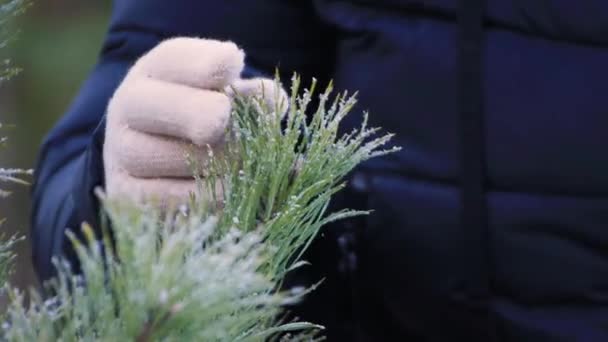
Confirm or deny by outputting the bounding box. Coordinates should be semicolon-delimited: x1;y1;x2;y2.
0;1;111;297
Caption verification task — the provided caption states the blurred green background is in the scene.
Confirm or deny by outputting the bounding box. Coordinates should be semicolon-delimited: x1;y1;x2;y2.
0;1;111;291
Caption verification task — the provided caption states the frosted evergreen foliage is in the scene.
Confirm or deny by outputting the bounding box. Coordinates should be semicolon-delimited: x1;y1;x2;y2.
0;0;30;288
2;75;398;340
206;75;400;278
0;0;28;83
0;0;31;198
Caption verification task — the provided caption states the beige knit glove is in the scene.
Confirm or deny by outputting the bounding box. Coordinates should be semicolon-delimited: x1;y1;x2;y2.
104;37;286;206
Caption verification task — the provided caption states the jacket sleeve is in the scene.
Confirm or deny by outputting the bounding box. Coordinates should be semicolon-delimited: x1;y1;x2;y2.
30;30;152;283
31;1;336;283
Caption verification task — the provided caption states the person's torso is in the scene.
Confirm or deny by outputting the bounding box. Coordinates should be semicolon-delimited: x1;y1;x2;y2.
316;1;608;340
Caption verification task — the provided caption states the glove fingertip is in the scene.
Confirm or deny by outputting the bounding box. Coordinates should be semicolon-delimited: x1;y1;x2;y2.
133;37;246;89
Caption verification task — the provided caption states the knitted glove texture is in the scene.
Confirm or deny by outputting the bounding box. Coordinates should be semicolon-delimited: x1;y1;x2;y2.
104;37;286;206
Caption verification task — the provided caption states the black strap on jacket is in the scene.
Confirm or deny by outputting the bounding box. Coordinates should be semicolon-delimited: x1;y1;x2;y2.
457;0;495;338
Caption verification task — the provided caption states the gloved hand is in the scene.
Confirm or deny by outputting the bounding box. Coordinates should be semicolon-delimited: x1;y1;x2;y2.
104;37;286;206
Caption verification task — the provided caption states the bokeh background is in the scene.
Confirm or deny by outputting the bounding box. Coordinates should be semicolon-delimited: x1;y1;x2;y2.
0;1;111;293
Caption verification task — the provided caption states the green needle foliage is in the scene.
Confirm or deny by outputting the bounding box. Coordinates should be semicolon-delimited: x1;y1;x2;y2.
0;0;30;288
0;0;29;83
207;75;400;278
4;202;320;341
0;231;19;287
2;75;398;340
0;0;31;199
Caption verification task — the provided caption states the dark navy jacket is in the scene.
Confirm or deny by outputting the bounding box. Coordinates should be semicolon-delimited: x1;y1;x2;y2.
32;1;608;340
